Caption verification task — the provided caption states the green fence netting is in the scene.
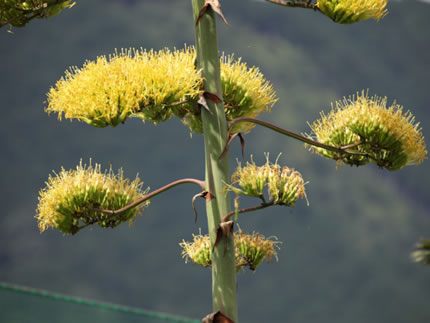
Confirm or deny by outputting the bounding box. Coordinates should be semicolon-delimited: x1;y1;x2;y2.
0;282;200;323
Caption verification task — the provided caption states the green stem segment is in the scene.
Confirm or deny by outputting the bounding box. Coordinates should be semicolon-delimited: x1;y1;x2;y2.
191;1;238;321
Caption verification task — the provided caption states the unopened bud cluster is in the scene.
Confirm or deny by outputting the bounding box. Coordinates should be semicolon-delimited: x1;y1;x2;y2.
36;160;149;234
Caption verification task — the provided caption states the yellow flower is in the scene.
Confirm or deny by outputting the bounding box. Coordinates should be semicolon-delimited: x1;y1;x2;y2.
179;234;212;268
179;229;280;271
235;229;280;271
183;55;278;134
46;47;202;127
36;160;149;234
307;91;427;170
228;156;307;206
317;0;387;24
46;47;277;133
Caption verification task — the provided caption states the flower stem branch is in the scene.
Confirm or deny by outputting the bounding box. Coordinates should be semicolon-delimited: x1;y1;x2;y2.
228;117;367;156
265;0;320;11
222;201;275;223
94;178;205;216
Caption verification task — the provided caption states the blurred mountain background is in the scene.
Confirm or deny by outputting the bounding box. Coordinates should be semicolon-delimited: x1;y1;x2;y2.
1;0;429;322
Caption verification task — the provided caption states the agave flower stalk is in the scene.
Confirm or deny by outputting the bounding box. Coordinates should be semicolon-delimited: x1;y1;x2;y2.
192;0;238;321
227;117;368;156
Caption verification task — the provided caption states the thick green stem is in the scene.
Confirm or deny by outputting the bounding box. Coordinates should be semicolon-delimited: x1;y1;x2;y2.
191;1;238;321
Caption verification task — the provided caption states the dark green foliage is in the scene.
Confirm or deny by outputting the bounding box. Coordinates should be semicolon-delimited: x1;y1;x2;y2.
0;0;73;28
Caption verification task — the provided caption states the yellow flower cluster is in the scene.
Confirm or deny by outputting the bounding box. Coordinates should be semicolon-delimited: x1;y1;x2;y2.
46;47;277;133
47;47;202;127
183;55;278;134
317;0;387;24
235;229;280;271
180;233;212;268
179;230;279;271
307;91;427;170
36;160;148;234
228;157;307;206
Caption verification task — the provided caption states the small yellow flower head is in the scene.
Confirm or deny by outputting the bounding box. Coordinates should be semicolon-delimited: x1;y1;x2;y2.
235;229;280;271
317;0;387;24
36;160;149;234
179;230;280;271
411;239;430;266
46;47;202;127
179;234;212;268
182;54;278;134
307;91;427;170
228;157;307;206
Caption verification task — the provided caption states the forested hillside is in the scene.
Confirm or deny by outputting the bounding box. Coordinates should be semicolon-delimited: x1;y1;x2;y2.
1;1;429;322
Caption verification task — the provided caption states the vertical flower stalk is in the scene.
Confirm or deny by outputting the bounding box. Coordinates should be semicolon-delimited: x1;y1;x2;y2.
191;0;238;321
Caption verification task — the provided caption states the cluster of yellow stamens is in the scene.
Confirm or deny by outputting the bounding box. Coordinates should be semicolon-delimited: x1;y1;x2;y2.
179;229;279;271
307;91;427;170
46;47;277;134
317;0;388;24
36;160;148;234
227;157;307;206
46;47;202;127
